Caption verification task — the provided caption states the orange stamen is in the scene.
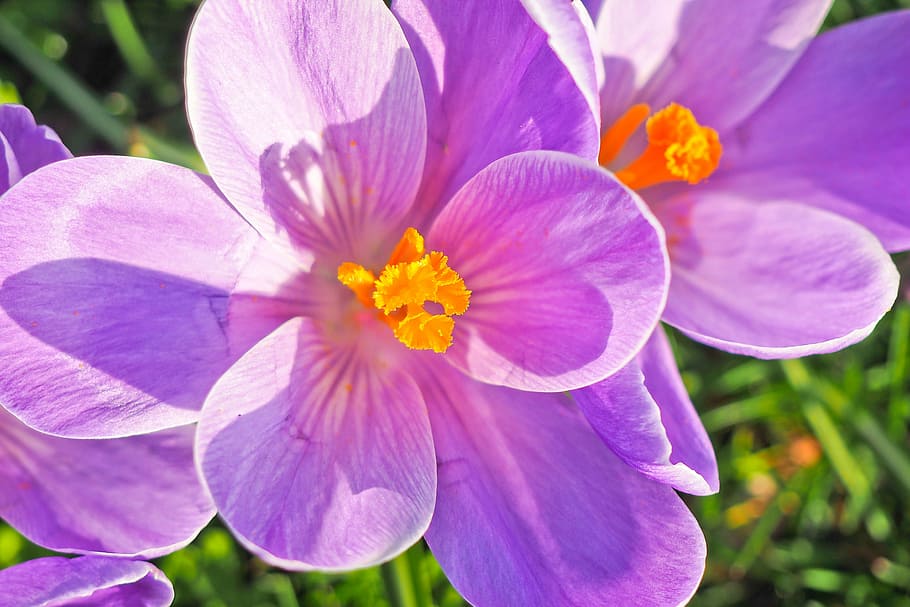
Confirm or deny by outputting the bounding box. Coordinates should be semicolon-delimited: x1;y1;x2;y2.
603;103;722;191
598;103;651;166
337;228;471;353
337;263;375;308
386;227;425;265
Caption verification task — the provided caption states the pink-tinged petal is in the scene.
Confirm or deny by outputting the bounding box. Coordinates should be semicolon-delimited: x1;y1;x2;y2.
186;0;426;258
0;156;261;438
719;10;910;252
430;151;668;392
0;556;172;607
574;326;718;495
196;317;436;571
590;0;831;132
392;0;598;224
419;361;706;607
658;192;899;357
0;104;71;192
0;407;213;558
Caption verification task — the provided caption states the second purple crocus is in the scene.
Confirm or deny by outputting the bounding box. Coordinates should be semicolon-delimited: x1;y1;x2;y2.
565;0;906;499
585;0;903;357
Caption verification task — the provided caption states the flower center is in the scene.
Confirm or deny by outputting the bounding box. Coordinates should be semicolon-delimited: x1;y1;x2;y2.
337;227;471;353
600;102;722;191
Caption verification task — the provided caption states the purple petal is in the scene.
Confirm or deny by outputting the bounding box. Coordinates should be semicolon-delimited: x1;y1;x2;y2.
520;0;603;131
186;0;426;257
719;10;910;252
590;0;831;132
658;192;898;357
392;0;599;223
0;104;71;192
429;151;668;391
574;326;718;495
196;317;436;571
0;556;172;607
421;361;706;607
0;407;214;558
0;156;261;438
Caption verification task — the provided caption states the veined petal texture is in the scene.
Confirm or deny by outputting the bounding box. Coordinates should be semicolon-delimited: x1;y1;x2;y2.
392;0;599;223
421;361;706;607
657;193;898;357
186;0;426;258
196;317;436;571
430;151;668;391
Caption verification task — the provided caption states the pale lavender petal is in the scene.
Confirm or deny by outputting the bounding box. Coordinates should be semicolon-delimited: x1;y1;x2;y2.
590;0;831;131
0;556;172;607
0;408;214;558
420;361;706;607
657;192;898;357
574;326;718;495
0;104;71;192
429;151;668;392
0;156;261;438
392;0;598;223
186;0;426;258
196;317;436;571
719;10;910;252
520;0;603;131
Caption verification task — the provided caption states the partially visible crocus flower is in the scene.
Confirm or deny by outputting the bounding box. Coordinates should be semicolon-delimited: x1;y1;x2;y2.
0;556;173;607
584;0;903;357
0;104;71;191
0;1;706;605
567;1;906;497
0;104;214;557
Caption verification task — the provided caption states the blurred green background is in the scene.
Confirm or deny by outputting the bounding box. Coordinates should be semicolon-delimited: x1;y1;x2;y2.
1;1;909;605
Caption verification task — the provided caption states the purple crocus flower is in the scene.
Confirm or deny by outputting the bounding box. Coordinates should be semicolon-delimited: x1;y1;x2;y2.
585;0;903;357
564;1;907;498
0;2;706;605
0;104;214;557
0;556;173;607
0;104;71;191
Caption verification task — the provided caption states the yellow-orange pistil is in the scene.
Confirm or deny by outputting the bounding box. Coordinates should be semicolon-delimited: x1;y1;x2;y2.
600;102;723;191
337;227;471;353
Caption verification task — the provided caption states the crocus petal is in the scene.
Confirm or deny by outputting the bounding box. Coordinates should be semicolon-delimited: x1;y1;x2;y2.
392;0;599;223
0;556;172;607
421;362;706;607
186;0;426;258
658;192;899;357
574;326;718;495
196;317;436;571
520;0;603;130
0;407;213;558
430;151;668;392
589;0;831;131
719;9;910;252
0;156;260;438
0;104;71;192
